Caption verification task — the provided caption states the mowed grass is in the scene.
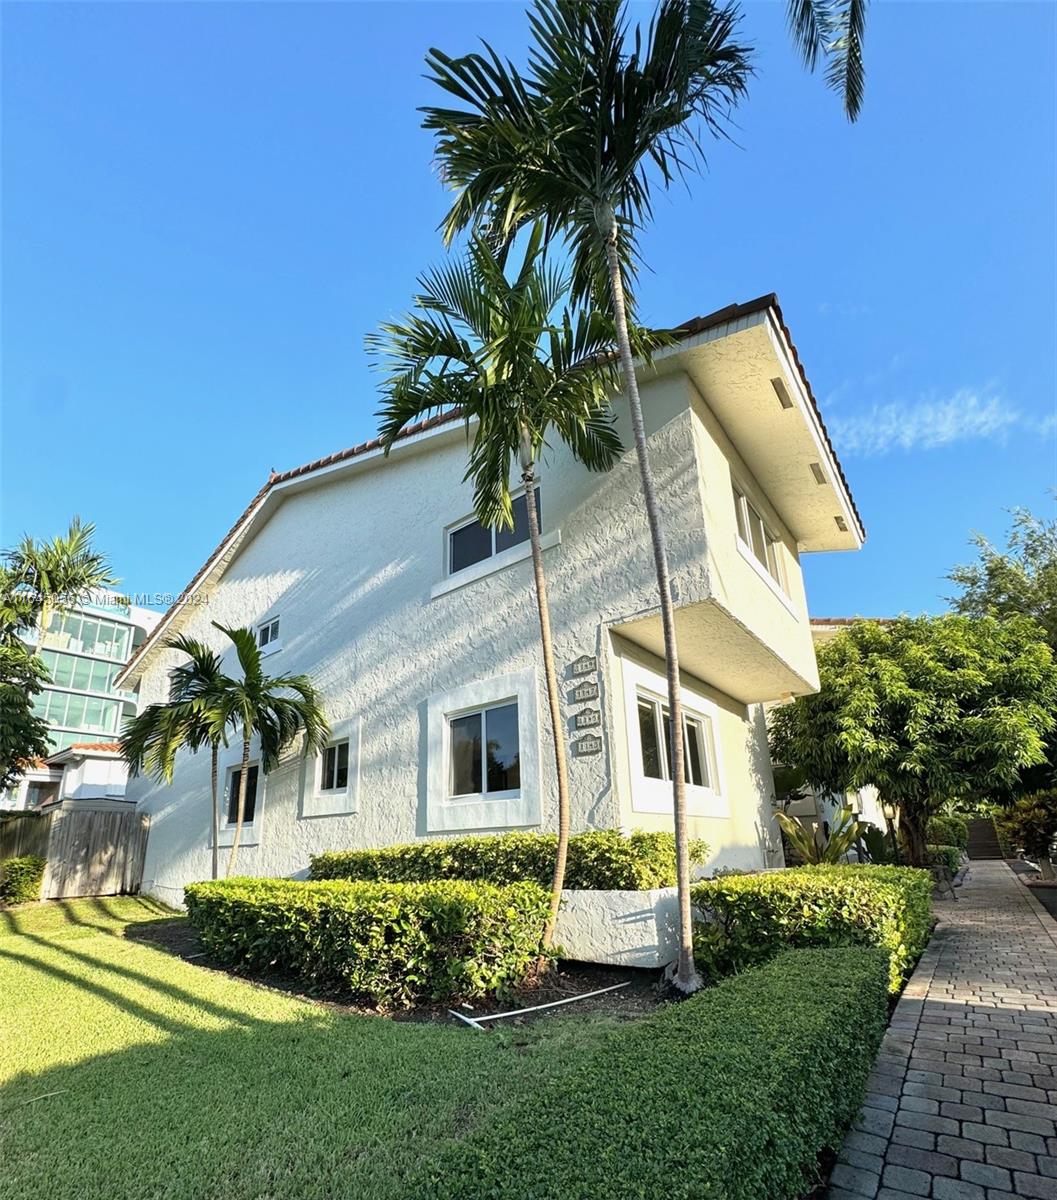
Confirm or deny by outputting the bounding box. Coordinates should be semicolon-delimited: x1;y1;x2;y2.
0;898;598;1200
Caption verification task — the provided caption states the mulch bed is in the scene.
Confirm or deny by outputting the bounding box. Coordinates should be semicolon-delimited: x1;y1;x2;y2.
124;914;663;1025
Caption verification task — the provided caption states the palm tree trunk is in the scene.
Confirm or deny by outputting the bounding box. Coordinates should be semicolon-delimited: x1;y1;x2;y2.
520;429;571;956
599;206;700;993
210;743;220;881
226;730;251;877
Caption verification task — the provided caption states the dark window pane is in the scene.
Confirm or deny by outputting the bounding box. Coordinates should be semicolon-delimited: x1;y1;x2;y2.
495;489;539;554
450;713;482;796
227;765;259;824
450;520;493;574
321;745;336;790
638;699;664;780
685;719;707;788
335;741;349;789
485;703;520;792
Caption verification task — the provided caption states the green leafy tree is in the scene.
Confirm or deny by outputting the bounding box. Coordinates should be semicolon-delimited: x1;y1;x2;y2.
121;635;233;880
418;0;872;992
769;616;1057;866
0;641;51;792
213;624;330;876
995;791;1057;880
369;225;622;952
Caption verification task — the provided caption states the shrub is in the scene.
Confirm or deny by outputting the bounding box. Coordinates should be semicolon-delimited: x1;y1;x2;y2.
926;844;962;874
184;876;549;1007
926;813;969;850
414;947;889;1200
0;855;46;906
310;830;709;891
995;791;1057;863
692;864;933;992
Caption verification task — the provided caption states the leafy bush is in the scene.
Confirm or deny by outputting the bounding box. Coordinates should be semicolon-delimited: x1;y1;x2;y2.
310;830;708;891
926;813;969;850
926;844;962;874
0;855;46;905
184;876;549;1007
692;864;933;992
414;947;889;1200
996;791;1057;877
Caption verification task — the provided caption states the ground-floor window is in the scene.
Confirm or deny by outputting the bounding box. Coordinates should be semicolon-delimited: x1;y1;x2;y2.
636;695;713;789
226;763;259;825
449;701;520;798
320;740;350;793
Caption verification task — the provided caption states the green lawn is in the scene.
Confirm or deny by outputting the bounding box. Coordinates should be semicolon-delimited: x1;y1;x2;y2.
0;898;597;1200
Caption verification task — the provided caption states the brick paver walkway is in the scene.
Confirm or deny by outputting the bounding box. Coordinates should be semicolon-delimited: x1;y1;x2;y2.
827;861;1057;1200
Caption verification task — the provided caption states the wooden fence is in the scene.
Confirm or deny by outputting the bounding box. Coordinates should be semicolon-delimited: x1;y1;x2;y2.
0;808;149;899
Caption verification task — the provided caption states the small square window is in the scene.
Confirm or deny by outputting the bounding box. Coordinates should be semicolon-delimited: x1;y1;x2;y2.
257;618;281;650
448;701;520;798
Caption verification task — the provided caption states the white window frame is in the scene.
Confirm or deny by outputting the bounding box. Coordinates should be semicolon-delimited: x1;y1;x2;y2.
622;659;727;818
216;741;266;848
426;669;540;832
301;716;361;819
222;761;262;829
256;616;282;656
730;479;796;610
445;486;541;579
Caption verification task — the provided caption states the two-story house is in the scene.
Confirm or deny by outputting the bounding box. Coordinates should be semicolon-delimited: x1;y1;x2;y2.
116;294;863;906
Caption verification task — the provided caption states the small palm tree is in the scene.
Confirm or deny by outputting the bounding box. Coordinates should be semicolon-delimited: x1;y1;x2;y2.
5;516;118;650
369;225;622;952
214;624;330;876
120;635;233;880
421;0;755;991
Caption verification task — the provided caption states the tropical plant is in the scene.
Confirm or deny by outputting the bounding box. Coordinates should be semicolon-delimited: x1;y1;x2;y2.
770;616;1057;867
0;639;51;792
212;624;330;875
995;791;1057;880
369;226;622;952
775;805;861;864
120;635;233;879
857;820;896;866
421;0;755;992
786;0;869;121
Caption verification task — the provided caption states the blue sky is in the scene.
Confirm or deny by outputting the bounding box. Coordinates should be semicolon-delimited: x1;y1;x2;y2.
2;1;1055;618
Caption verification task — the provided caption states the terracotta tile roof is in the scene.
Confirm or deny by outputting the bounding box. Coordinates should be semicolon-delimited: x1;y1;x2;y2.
810;617;895;626
68;742;122;752
120;295;861;682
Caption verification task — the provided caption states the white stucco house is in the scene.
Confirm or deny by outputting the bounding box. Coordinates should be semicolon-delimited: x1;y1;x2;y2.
116;294;864;908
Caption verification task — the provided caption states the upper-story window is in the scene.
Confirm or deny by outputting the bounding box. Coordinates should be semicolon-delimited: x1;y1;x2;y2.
45;612;131;662
448;488;540;576
256;617;281;655
731;482;786;592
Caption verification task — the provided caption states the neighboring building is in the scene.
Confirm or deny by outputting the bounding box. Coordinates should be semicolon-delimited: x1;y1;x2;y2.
2;593;161;811
9;743;133;816
116;294;865;907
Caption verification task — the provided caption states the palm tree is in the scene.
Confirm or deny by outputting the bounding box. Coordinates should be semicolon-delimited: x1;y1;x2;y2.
120;635;232;880
5;517;118;653
421;0;755;991
369;226;623;951
214;623;330;876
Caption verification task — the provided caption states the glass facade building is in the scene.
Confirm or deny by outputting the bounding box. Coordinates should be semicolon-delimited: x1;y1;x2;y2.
30;598;160;751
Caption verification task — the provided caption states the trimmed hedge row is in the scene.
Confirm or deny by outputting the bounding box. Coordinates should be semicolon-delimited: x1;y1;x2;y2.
927;844;963;874
310;830;709;891
0;855;46;906
926;814;969;851
692;864;933;992
184;876;549;1007
414;947;889;1200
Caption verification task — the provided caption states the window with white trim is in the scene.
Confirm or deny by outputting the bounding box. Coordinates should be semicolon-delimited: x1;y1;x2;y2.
448;489;540;576
448;700;520;797
320;740;350;793
731;482;786;592
636;694;714;789
257;617;281;654
226;763;259;825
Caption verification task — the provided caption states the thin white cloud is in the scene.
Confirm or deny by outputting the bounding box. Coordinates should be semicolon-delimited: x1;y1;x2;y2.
830;388;1022;457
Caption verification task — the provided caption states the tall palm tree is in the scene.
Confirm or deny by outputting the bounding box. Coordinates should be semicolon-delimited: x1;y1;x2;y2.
214;624;330;876
368;224;623;952
420;0;754;990
120;635;233;880
6;517;118;653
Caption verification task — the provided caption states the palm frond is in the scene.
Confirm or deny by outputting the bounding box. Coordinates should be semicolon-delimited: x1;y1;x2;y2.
786;0;868;121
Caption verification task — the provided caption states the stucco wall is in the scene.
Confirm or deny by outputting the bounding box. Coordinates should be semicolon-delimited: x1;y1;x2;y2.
131;372;797;904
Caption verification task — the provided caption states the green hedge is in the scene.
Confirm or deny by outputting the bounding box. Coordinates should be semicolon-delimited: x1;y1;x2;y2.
926;844;962;874
310;830;709;891
0;855;45;906
692;864;932;992
414;947;889;1200
926;814;969;850
184;876;549;1008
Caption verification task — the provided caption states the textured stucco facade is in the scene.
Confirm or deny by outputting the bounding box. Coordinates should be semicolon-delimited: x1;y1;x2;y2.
124;311;860;907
